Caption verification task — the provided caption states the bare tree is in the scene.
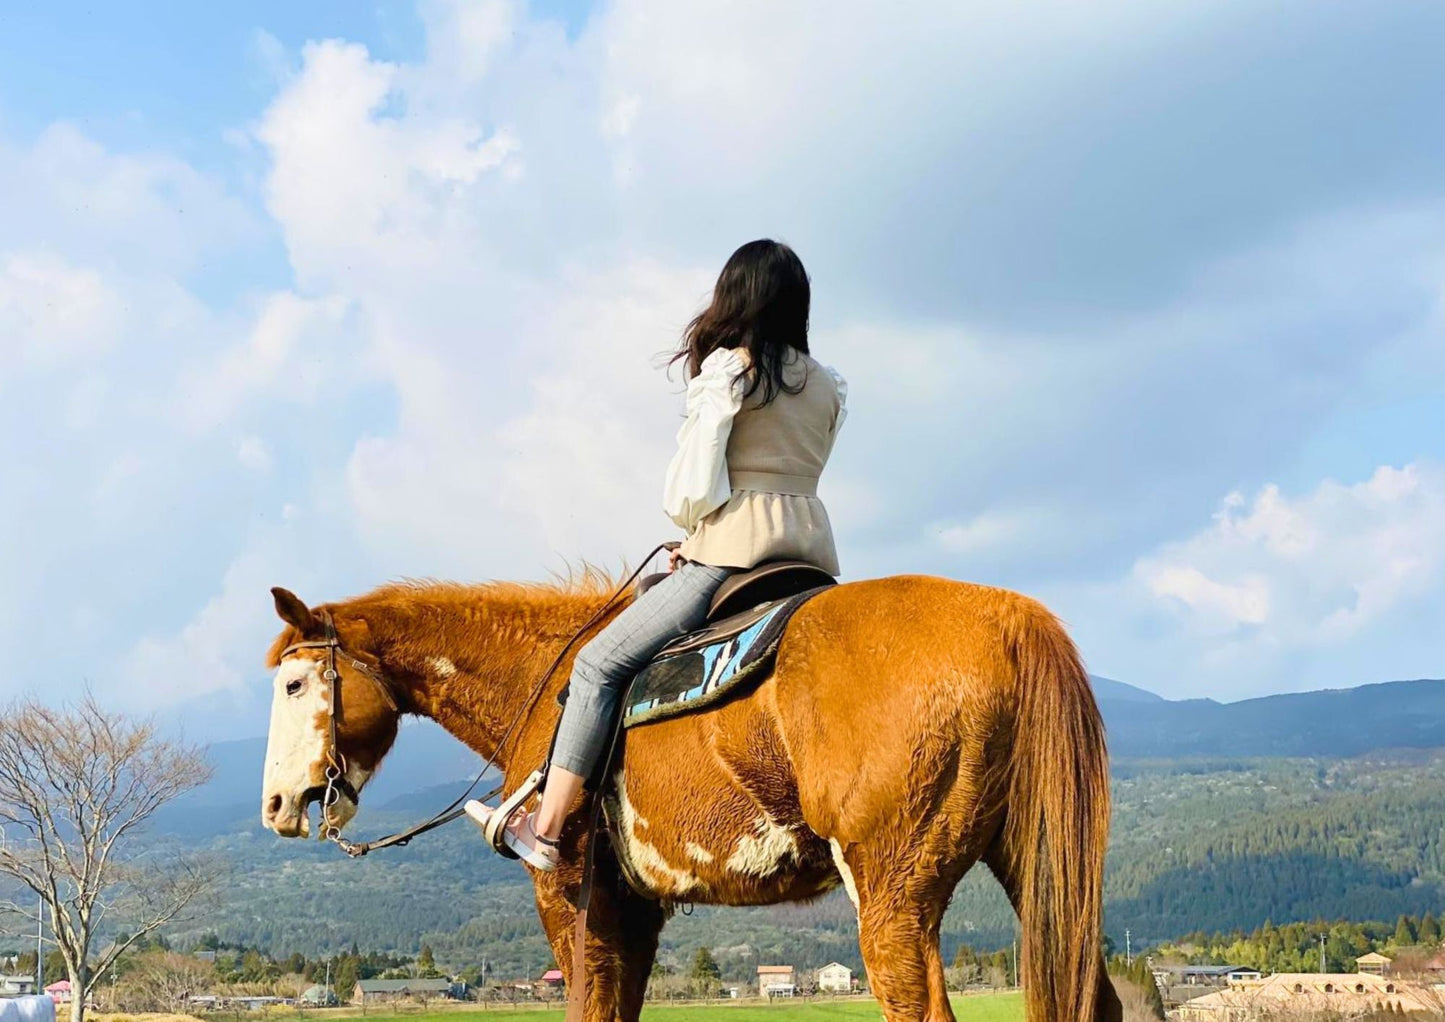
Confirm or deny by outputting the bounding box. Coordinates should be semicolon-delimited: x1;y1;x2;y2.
0;696;221;1022
115;950;218;1013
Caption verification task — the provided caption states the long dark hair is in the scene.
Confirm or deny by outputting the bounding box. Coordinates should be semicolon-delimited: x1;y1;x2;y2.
672;239;811;405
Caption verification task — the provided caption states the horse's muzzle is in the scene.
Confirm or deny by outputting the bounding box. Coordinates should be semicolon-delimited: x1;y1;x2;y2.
263;789;311;837
263;783;358;838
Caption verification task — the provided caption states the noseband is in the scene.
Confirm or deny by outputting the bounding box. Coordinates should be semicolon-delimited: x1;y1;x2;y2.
279;610;399;841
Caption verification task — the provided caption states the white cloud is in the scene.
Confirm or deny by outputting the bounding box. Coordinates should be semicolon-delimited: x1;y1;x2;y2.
5;0;1445;725
0;252;125;375
1138;565;1272;630
418;0;522;86
1134;463;1445;643
176;291;352;431
932;509;1052;558
342;259;709;577
0;123;257;277
237;435;274;473
121;529;301;711
254;39;521;295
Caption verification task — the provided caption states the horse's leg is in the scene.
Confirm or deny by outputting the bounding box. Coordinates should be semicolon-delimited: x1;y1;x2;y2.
532;863;666;1022
983;839;1122;1022
613;884;667;1020
836;832;976;1022
828;749;998;1022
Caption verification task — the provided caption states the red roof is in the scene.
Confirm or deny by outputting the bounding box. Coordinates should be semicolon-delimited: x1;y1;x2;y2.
540;970;564;981
45;981;71;992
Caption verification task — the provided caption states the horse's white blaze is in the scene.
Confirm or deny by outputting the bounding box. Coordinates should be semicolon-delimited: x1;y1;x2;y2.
615;774;709;897
726;814;797;876
263;660;328;794
262;657;358;836
829;838;860;912
427;656;458;678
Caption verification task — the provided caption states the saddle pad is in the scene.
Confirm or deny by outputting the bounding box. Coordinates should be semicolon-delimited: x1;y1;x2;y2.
621;587;827;728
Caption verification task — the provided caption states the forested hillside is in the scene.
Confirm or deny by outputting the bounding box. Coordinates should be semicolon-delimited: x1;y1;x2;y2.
169;751;1445;977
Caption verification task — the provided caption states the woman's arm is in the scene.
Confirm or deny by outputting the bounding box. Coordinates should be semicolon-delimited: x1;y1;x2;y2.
823;363;848;452
663;347;747;533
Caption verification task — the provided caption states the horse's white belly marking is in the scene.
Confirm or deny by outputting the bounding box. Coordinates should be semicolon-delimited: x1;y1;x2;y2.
427;656;458;678
615;774;708;897
726;814;797;876
829;838;860;912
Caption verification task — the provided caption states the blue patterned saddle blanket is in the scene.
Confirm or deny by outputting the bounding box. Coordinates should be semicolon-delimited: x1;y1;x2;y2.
621;587;828;728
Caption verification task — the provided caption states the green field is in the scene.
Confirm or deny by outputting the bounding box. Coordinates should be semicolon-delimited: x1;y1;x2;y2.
347;994;1023;1022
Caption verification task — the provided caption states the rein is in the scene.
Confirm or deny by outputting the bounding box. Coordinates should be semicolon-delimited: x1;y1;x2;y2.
279;545;671;858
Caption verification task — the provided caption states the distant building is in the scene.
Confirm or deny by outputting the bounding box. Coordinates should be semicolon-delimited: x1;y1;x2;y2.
43;981;70;1005
226;996;285;1011
1356;951;1392;976
537;970;565;995
1;976;37;996
1177;972;1437;1021
816;963;852;993
352;978;458;1005
1152;964;1259;989
300;985;337;1006
1187;965;1260;985
757;965;795;998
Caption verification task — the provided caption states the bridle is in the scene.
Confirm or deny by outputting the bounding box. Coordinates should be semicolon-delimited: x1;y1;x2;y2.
278;609;401;847
275;543;671;858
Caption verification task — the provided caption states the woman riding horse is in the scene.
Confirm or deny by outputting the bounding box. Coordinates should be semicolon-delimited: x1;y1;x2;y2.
467;239;848;870
260;240;1118;1022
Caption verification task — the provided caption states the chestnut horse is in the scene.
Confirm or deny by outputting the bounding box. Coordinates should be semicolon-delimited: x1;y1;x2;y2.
260;575;1118;1022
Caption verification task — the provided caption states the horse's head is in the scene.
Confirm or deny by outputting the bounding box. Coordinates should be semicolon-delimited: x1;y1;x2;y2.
261;587;401;838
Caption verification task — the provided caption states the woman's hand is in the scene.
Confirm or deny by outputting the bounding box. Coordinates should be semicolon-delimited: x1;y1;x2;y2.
667;547;685;572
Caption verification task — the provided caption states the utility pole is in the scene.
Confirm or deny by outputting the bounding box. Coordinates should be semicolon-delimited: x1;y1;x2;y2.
1011;939;1018;988
324;959;332;1003
1319;934;1327;974
1125;929;1132;967
36;893;43;991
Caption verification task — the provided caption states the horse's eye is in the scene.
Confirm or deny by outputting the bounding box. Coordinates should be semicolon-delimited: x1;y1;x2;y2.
286;679;303;696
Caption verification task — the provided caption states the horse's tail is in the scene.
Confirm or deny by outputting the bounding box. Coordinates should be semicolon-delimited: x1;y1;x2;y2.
998;600;1110;1022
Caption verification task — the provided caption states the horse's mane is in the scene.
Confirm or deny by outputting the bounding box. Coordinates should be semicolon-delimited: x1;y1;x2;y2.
368;563;622;606
265;567;629;668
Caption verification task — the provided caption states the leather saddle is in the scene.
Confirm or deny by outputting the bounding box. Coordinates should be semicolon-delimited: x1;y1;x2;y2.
637;558;836;623
554;558;836;714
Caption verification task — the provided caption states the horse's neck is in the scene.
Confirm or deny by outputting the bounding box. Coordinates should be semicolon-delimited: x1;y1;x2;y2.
366;585;613;767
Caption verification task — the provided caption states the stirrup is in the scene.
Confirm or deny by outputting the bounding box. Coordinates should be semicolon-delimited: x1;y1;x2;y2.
483;768;545;859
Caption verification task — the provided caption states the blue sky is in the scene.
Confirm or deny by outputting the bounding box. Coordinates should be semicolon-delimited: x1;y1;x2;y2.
1;0;1442;737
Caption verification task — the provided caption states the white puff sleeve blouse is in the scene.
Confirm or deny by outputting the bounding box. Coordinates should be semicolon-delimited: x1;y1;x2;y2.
662;347;748;533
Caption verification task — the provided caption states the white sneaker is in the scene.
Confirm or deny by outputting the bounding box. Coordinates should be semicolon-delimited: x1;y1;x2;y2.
464;801;560;871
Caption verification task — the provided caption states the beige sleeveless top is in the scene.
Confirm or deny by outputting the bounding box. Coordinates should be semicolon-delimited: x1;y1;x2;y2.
677;350;844;574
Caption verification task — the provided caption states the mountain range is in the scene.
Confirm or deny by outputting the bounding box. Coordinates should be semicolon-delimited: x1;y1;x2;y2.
1094;676;1445;757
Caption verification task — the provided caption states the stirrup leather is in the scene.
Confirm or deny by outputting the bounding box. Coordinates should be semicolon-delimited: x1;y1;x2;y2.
483;768;545;859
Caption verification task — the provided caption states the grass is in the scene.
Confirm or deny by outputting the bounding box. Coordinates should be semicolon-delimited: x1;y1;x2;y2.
345;992;1024;1022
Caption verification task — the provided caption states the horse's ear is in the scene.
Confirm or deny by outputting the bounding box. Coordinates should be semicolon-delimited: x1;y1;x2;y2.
271;587;318;633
